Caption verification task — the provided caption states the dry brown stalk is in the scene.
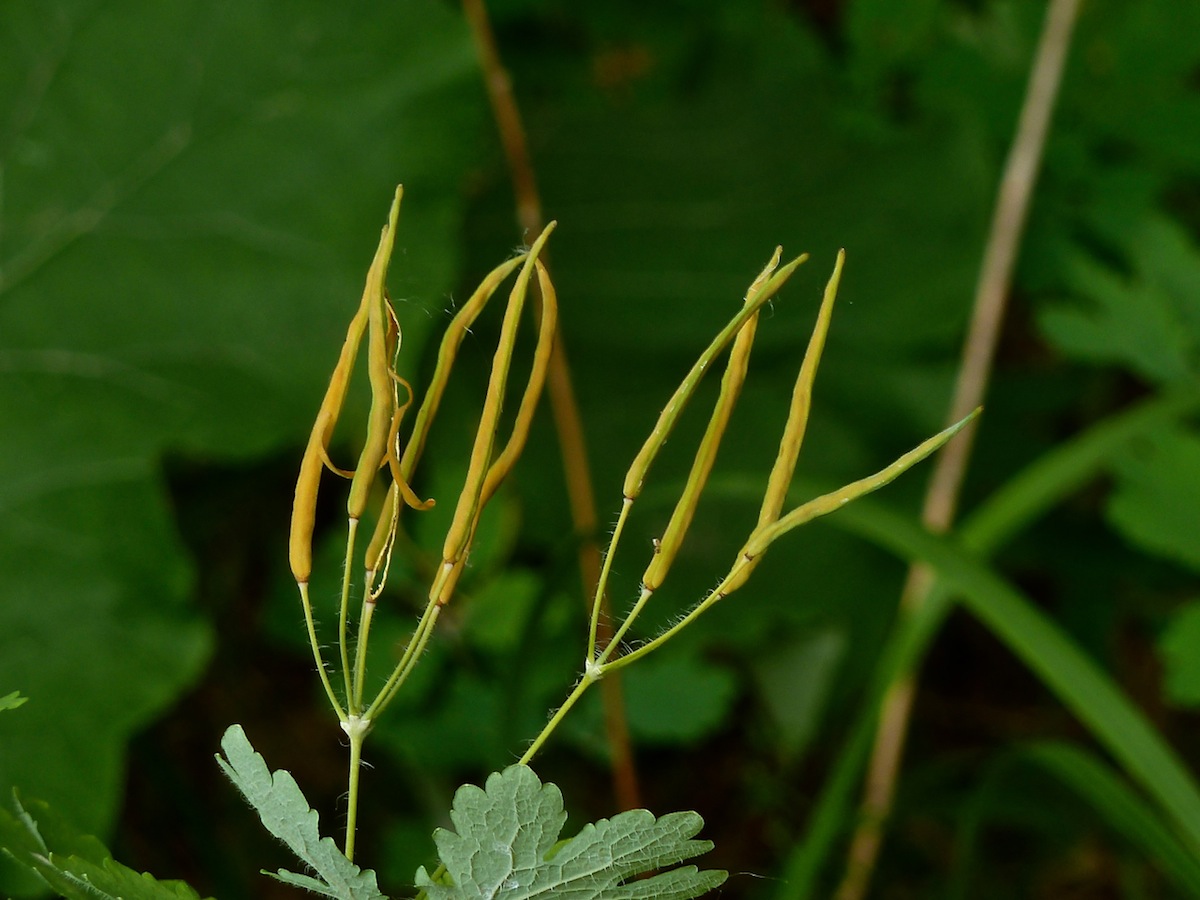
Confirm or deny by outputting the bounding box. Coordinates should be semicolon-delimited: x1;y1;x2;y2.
834;1;1085;897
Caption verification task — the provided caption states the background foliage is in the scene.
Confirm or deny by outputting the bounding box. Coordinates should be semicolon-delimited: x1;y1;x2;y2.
2;0;1199;897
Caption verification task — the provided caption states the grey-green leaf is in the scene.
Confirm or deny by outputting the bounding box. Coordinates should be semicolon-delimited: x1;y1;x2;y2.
414;765;726;899
216;724;386;900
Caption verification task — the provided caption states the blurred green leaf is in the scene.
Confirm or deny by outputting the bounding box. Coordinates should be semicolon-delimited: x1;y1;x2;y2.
0;1;485;890
1106;426;1200;572
832;499;1200;855
1158;601;1200;708
0;693;27;713
0;479;210;895
1038;216;1200;383
0;794;210;900
622;655;739;746
774;386;1200;897
464;569;542;656
750;627;845;761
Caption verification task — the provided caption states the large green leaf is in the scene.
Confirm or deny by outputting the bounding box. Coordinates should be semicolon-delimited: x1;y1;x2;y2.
0;0;485;892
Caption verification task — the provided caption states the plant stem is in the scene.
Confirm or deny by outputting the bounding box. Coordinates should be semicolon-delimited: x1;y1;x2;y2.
298;582;346;721
344;718;367;862
588;498;632;661
597;587;654;667
519;672;596;766
835;1;1084;896
352;596;377;711
338;518;359;712
364;600;442;722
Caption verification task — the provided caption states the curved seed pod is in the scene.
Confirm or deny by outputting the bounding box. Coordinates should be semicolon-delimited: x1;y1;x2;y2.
363;375;431;590
289;186;403;582
639;249;778;592
382;301;434;512
621;251;808;502
717;250;845;596
434;222;556;603
756;249;844;529
427;259;559;608
479;257;558;507
347;191;403;520
400;254;527;481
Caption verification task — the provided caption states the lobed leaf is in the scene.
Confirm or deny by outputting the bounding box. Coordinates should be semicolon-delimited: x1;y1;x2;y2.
0;693;27;713
216;725;386;900
415;765;725;899
1038;215;1200;384
1105;425;1200;573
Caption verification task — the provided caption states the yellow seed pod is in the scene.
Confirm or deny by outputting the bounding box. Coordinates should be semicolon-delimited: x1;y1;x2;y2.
639;249;777;592
621;252;808;502
288;186;404;583
347;190;403;520
437;223;556;585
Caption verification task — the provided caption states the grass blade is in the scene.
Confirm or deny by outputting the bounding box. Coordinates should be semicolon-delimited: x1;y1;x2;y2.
828;499;1200;854
1019;741;1200;896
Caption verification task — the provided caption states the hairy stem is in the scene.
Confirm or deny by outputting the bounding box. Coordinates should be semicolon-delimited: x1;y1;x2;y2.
364;601;443;722
338;519;360;711
298;582;346;722
344;720;367;862
519;673;597;766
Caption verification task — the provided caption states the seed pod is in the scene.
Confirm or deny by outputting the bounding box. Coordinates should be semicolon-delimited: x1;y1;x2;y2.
433;223;556;604
289;187;404;582
756;249;844;529
621;252;808;502
718;250;845;596
347;191;403;521
639;249;779;592
400;254;528;481
479;257;558;507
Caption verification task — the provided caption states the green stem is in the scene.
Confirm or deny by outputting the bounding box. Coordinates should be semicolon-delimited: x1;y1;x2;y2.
588;498;632;661
339;518;360;712
352;597;377;711
519;672;597;765
298;582;347;722
600;560;747;674
364;601;442;721
344;718;369;862
596;587;653;667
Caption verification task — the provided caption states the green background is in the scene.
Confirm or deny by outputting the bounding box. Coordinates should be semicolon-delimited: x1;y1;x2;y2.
3;0;1200;897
